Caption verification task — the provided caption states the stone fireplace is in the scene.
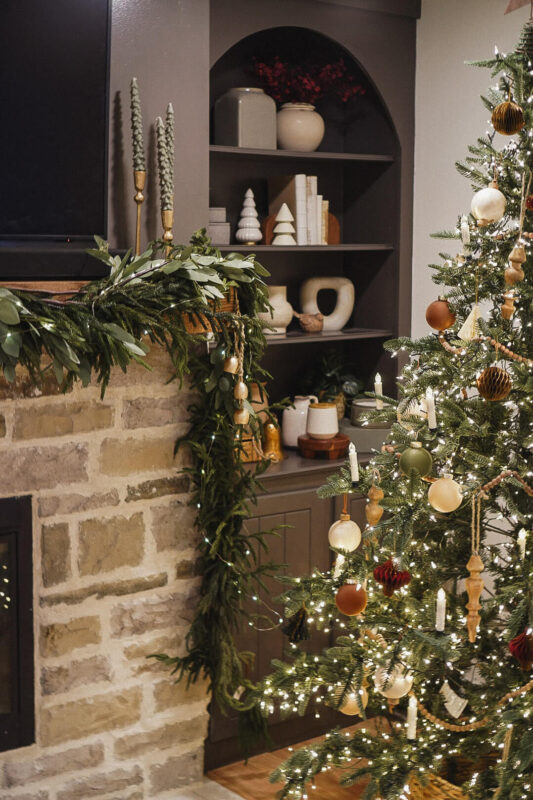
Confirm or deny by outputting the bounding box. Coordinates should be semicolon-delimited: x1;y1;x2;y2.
0;347;209;799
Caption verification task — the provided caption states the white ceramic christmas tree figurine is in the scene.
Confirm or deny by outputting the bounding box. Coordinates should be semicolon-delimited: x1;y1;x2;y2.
235;188;262;244
272;202;296;246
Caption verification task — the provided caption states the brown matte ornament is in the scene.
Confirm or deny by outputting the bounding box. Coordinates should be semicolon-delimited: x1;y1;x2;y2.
465;553;484;643
335;583;367;616
526;195;533;210
233;380;249;400
476;366;512;401
223;355;239;374
234;406;250;425
365;485;384;526
425;297;456;331
491;100;525;135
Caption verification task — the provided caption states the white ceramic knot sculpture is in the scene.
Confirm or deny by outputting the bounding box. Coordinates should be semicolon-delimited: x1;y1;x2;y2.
299;277;355;331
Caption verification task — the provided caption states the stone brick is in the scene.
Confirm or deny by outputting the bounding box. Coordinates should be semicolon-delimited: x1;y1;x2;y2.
125;475;189;502
111;590;196;638
100;436;176;476
122;395;191;429
176;557;202;578
153;677;209;712
41;687;142;746
124;633;183;676
41;523;70;587
38;489;120;517
56;766;143;800
41;655;112;695
40;616;101;658
13;400;114;440
149;749;202;793
4;743;103;787
78;513;144;575
151;501;198;552
0;363;64;399
114;715;207;759
106;345;176;387
41;573;168;607
1;792;49;800
0;442;88;492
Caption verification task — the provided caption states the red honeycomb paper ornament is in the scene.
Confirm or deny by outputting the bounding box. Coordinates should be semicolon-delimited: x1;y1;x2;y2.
373;559;411;598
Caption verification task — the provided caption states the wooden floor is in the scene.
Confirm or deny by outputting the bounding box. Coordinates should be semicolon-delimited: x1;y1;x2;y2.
208;725;369;800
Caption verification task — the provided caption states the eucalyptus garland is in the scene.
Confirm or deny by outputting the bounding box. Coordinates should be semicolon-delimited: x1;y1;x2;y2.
0;230;278;717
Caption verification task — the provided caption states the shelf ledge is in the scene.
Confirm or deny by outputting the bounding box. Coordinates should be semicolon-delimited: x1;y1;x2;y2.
210;145;395;163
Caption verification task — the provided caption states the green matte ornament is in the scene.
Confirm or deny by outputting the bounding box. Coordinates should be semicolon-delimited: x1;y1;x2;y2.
399;441;433;477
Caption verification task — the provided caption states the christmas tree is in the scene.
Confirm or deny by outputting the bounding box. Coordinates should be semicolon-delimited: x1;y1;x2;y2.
254;19;533;800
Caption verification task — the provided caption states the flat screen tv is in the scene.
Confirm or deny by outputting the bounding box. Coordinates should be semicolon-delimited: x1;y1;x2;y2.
0;0;110;242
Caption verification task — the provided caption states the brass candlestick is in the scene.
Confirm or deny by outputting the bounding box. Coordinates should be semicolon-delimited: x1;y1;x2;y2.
133;170;146;256
161;208;174;255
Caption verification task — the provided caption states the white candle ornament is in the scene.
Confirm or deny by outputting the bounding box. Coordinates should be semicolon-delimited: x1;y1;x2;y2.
518;528;527;560
435;588;446;632
374;373;383;410
460;214;470;247
407;694;417;740
426;387;437;430
348;442;359;483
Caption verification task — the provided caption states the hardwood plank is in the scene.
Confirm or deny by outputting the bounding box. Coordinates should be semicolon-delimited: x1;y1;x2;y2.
0;280;89;295
208;724;370;800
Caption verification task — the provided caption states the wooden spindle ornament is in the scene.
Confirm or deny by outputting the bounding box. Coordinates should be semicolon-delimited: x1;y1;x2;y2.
506;242;526;285
465;553;484;643
133;170;146;256
366;485;384;526
501;291;517;320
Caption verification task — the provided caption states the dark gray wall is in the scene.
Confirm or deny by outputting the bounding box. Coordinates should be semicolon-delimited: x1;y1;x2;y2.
108;0;209;250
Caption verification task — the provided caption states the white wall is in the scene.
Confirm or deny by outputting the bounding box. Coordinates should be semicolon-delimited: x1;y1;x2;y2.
413;0;522;337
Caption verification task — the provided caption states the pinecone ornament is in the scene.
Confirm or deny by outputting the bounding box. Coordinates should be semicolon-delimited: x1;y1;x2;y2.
373;559;411;597
476;366;512;401
509;628;533;670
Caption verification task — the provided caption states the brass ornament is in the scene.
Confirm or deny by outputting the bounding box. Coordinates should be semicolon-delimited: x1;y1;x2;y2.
491;99;525;135
233;380;249;400
234;406;250;425
223;355;239;374
263;421;284;462
476;366;512;401
133;170;146;256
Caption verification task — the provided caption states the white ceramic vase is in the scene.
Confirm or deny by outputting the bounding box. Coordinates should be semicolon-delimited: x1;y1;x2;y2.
282;395;318;448
300;276;355;331
258;285;293;335
276;103;325;152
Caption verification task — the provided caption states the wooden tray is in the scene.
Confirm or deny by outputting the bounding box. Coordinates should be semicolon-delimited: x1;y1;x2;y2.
297;432;349;460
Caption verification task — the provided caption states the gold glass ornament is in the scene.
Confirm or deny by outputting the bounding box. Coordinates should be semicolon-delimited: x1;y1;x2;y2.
373;666;413;699
470;180;506;226
233;380;249;400
328;513;361;552
223;355;239;374
491;99;525;135
476;366;512;401
336;686;369;716
428;474;462;513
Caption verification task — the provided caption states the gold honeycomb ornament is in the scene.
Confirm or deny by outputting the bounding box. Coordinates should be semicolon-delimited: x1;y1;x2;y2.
476;366;512;401
491;99;525;135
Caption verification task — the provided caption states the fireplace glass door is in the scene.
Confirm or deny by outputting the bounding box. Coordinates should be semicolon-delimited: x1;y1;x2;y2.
0;496;33;751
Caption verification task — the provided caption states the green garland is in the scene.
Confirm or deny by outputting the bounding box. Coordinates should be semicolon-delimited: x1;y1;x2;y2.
0;230;278;719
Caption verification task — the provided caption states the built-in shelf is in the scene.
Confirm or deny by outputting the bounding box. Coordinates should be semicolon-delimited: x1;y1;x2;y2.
218;244;394;253
256;449;372;481
263;327;393;345
210;144;395;163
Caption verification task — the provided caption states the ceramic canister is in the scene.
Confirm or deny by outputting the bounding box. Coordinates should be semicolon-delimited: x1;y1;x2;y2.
282;395;318;448
306;402;339;440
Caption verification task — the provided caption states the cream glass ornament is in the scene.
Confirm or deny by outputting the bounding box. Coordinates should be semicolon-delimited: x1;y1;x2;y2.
373;666;413;699
328;512;361;552
470;180;506;225
337;687;369;716
428;474;462;513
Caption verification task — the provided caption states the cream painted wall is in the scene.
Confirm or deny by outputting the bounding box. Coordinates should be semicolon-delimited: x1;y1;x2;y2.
412;0;524;336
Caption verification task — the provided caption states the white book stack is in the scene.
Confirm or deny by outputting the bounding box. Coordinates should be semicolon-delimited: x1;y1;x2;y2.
268;174;331;247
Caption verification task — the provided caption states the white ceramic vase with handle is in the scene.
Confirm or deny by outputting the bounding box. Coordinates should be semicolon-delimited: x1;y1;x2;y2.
282;395;318;448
